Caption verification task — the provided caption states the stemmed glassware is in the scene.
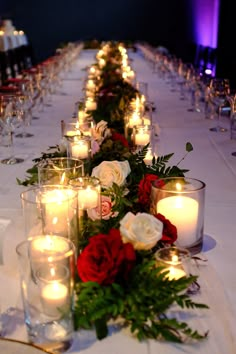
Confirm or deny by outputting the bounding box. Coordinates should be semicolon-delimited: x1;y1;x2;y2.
208;78;230;132
187;69;205;113
15;93;34;138
0;95;24;164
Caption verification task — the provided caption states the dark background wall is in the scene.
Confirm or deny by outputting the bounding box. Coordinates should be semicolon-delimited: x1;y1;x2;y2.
0;0;193;61
0;0;235;88
217;0;236;90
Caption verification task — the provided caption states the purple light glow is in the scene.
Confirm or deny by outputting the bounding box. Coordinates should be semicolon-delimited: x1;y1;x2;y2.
192;0;220;48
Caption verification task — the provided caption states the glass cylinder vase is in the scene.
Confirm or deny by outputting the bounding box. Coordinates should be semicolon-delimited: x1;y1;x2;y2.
133;125;152;148
16;235;75;352
67;135;91;161
155;246;191;280
150;177;205;255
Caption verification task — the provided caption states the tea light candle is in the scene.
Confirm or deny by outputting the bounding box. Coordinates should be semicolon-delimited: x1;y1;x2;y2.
135;128;150;146
71;141;89;159
41;281;68;317
78;186;99;209
156;196;199;247
165;266;186;280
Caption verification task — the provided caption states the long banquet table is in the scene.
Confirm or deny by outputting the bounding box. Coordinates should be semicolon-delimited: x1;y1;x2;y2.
0;48;236;353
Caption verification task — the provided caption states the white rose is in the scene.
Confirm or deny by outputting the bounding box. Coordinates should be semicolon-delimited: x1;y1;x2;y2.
120;212;163;250
91;160;131;188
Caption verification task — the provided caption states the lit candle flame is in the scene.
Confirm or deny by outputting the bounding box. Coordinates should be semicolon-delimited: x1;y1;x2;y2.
50;267;56;277
172;255;178;263
176;183;182;191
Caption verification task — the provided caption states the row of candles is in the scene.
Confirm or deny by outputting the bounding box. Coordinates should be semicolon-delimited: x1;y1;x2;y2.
59;42;157;164
19;44;206;324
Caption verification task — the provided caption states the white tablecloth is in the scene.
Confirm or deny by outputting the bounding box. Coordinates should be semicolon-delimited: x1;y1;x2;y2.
0;49;236;353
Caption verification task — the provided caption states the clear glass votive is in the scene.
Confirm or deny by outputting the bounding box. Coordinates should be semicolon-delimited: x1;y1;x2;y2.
63;121;81;139
155;246;191;280
37;157;84;185
69;177;101;241
150;177;206;255
133;125;152;147
20;185;79;249
67;136;91;161
16;235;75;353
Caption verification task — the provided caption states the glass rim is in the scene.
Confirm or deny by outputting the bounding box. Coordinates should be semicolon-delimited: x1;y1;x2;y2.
16;235;75;261
152;177;206;192
69;176;100;187
68;135;92;143
37;157;84;169
155;246;191;265
20;184;78;203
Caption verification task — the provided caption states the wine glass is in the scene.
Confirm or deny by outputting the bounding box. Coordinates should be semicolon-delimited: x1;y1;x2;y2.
15;93;34;138
208;78;230;132
0;95;24;164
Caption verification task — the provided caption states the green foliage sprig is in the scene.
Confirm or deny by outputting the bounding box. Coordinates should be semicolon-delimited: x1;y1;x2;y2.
16;145;66;186
74;258;208;342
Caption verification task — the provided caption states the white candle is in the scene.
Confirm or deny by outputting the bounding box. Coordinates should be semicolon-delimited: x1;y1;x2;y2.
156;196;199;247
41;281;68;317
78;186;99;209
85;99;97;111
71;141;89;159
135;129;150;146
41;189;75;235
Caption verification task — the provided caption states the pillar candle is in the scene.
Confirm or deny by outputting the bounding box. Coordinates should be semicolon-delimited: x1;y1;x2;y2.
156;196;199;247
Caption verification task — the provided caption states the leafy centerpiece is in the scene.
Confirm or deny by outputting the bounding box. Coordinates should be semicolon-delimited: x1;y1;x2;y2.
18;42;208;344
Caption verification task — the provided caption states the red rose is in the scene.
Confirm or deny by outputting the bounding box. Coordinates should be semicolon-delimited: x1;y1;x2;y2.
138;174;159;205
155;213;178;244
77;228;136;285
111;131;129;148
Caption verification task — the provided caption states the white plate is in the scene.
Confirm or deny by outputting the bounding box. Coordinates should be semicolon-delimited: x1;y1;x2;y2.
0;338;52;354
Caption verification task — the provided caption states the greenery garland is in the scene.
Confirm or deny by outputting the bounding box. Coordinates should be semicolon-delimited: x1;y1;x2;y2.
18;41;209;343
